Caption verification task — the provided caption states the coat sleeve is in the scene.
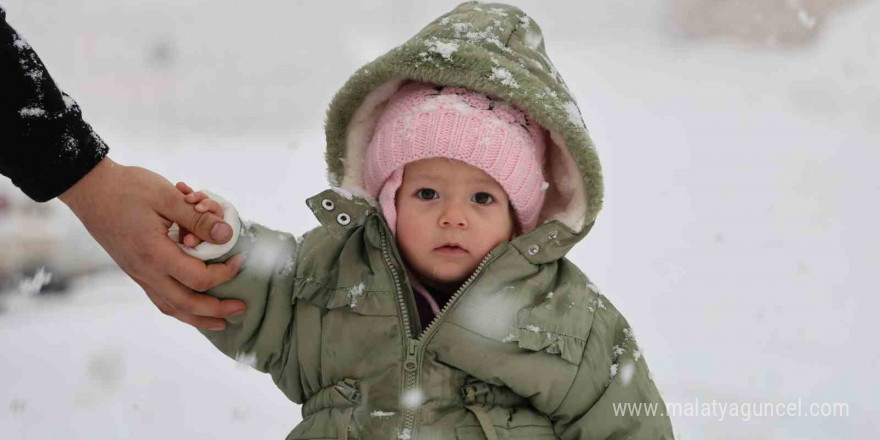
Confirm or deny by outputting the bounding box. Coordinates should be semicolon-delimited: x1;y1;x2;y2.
1;7;109;202
194;216;305;403
549;301;676;440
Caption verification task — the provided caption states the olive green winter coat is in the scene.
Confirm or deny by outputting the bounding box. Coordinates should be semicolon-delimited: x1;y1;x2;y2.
199;2;674;439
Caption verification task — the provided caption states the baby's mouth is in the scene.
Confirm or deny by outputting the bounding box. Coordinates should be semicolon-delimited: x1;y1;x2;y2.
435;244;468;255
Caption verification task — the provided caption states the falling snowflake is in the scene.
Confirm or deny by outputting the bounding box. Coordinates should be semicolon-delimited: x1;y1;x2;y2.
524;29;543;51
619;361;636;386
402;389;422;409
541;181;550;191
371;410;396;418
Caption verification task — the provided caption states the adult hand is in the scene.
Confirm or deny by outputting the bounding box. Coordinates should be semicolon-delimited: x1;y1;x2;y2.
58;157;246;330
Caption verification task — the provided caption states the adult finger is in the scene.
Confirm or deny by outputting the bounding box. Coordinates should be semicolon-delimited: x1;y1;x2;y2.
161;189;232;244
147;277;235;330
183;232;202;248
155;269;246;317
176;181;195;195
160;243;246;293
130;275;225;330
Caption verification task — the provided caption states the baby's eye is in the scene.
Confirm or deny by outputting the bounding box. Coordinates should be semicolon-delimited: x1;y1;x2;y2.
472;192;494;205
416;188;438;200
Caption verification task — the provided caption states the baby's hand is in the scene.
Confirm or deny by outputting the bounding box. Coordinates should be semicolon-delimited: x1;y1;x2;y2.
175;182;225;248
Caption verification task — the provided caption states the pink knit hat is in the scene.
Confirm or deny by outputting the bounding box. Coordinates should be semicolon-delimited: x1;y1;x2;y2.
363;81;547;237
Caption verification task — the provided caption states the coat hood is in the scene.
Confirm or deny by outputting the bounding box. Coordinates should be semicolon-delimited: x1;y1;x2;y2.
322;1;604;256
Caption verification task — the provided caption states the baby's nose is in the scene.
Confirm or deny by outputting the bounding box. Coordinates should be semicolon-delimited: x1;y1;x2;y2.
439;204;468;228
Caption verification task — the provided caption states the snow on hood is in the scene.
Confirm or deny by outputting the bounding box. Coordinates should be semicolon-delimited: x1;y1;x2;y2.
322;2;604;238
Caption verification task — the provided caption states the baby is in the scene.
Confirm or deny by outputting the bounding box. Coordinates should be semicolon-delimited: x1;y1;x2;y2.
170;3;674;439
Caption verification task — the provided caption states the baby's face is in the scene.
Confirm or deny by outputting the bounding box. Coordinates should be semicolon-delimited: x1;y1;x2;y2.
395;158;514;293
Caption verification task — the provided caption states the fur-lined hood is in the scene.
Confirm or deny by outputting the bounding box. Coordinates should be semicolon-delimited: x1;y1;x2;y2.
322;1;603;255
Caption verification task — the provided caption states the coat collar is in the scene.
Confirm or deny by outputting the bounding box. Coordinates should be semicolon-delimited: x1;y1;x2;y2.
305;188;594;264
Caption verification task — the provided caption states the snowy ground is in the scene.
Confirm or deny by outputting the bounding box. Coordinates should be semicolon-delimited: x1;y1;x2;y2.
1;0;878;438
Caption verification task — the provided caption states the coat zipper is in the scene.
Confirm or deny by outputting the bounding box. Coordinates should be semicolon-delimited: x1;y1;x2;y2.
378;226;414;340
408;252;495;438
378;222;498;439
378;226;419;438
417;251;494;342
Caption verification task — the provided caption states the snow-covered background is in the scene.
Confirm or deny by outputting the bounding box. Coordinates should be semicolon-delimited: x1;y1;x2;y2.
1;0;878;438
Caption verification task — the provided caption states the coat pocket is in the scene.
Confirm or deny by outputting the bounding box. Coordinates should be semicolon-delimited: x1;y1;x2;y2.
510;292;596;365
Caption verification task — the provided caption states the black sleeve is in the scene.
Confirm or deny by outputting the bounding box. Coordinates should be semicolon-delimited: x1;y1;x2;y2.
1;6;109;202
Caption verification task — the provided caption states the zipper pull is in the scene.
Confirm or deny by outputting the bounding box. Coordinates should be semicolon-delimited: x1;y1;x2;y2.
404;339;419;372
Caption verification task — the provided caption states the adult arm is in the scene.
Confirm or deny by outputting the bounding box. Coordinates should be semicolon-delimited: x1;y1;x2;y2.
0;6;107;200
2;7;247;329
58;158;248;330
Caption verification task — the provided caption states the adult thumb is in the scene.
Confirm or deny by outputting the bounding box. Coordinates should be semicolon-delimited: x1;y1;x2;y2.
166;195;233;244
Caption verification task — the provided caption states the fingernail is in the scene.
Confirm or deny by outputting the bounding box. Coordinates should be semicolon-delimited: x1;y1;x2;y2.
209;323;226;331
229;307;246;317
211;223;232;241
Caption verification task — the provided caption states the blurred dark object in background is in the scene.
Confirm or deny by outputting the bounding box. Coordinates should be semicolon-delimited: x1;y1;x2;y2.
0;179;113;294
